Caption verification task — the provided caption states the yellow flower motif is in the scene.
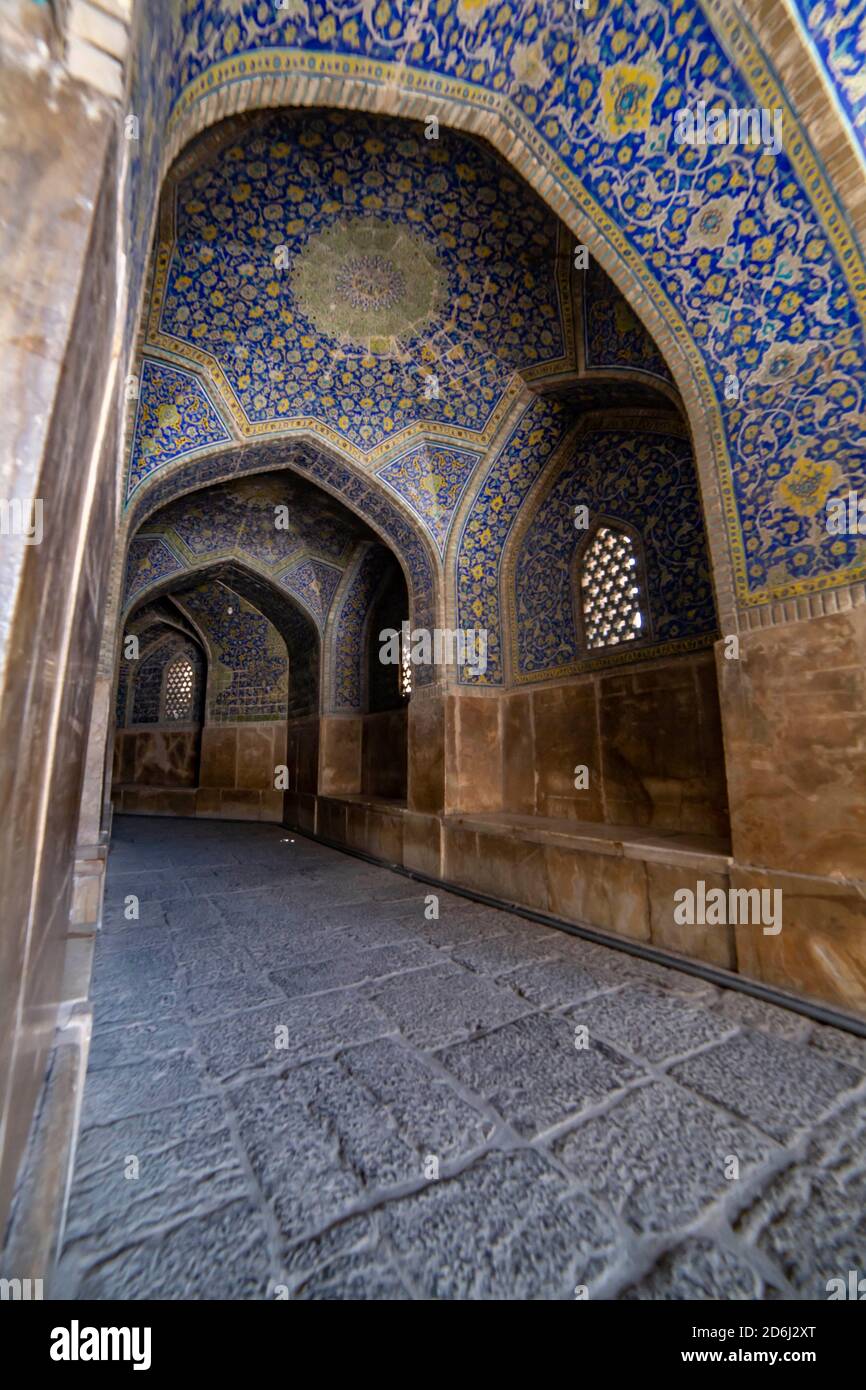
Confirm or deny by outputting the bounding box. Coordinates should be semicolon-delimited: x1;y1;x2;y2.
599;62;661;141
777;457;835;517
752;235;776;261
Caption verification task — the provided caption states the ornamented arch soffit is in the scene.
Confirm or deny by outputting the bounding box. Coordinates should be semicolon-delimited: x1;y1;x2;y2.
125;0;866;614
123;472;379;638
136;109;577;484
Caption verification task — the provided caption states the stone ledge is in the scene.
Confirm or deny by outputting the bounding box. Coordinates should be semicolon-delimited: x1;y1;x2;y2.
286;796;864;1017
445;810;732;875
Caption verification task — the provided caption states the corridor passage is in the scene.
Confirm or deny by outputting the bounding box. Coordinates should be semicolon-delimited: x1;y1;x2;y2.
57;819;866;1301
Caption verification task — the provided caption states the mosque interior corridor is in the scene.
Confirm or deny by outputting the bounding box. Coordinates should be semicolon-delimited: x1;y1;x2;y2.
55;819;866;1301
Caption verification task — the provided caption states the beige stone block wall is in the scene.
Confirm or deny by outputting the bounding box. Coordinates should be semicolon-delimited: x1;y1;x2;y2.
0;5;123;1227
645;863;735;970
408;695;445;813
319;715;363;796
546;845;650;942
114;728;200;787
731;867;866;1016
441;652;728;837
361;707;408;800
718;608;866;880
112;721;288;822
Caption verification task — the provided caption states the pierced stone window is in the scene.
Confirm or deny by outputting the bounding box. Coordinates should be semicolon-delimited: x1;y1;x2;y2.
162;656;195;722
579;525;645;649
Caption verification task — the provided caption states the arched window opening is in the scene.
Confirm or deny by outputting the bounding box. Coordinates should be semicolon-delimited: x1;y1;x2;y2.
579;525;645;650
368;563;411;713
400;621;413;699
161;655;195;722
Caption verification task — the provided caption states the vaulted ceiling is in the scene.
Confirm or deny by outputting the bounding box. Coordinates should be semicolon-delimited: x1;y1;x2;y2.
123;0;866;618
132;108;577;493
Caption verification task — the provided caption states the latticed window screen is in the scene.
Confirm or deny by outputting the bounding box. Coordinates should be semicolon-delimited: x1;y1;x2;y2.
579;526;645;649
162;656;195;721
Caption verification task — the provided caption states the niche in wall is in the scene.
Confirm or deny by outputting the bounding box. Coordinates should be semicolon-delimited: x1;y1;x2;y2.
363;559;410;800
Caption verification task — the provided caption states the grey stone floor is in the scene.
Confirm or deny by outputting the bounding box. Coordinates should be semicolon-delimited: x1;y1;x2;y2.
56;818;866;1300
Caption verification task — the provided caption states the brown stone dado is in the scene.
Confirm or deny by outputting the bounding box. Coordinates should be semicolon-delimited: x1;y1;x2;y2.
199;726;238;788
407;694;445;814
732;866;866;1016
236;724;282;791
285;717;319;795
598;658;728;837
452;653;728;836
114;728;199;787
546;844;649;942
280;793;866;1015
718;609;866;881
361;707;408;800
402;810;442;879
645;862;735;970
444;694;503;814
319;715;363;796
113;785;283;822
529;682;603;821
112;721;287;821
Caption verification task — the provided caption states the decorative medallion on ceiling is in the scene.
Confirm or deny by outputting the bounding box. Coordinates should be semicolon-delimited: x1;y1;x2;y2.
290;218;445;354
142;109;573;461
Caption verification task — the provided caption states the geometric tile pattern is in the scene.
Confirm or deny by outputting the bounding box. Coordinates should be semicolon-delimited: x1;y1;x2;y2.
584;261;673;382
179;580;289;723
791;1;866;168
130;635;204;726
155;475;357;569
377;443;481;557
579;526;644;650
332;546;393;711
147;108;569;455
456;395;572;685
127;359;230;500
127;0;866;606
122;439;440;687
278;558;343;632
123;535;184;605
123;475;363;632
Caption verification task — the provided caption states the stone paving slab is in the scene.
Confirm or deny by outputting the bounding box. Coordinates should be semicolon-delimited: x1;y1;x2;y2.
57;818;866;1301
569;983;736;1064
554;1079;778;1234
193;993;393;1080
670;1030;862;1141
